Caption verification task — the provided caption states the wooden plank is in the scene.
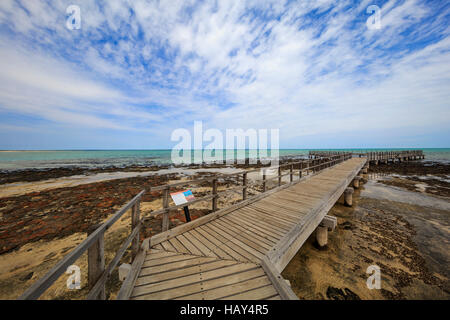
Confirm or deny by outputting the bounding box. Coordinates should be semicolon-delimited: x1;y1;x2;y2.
144;250;178;260
183;231;217;257
168;237;191;254
244;204;300;223
139;256;218;277
196;225;248;262
208;220;267;258
239;205;296;228
229;211;287;237
218;216;276;247
214;218;272;252
160;240;177;253
136;259;238;287
248;199;303;217
132;267;265;300
189;229;232;260
176;234;204;256
131;262;258;297
177;275;272;300
221;284;278;300
224;214;280;243
237;208;293;231
143;253;198;266
202;224;261;263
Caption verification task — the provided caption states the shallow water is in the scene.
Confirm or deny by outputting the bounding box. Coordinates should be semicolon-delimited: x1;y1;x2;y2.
1;148;449;170
361;179;450;211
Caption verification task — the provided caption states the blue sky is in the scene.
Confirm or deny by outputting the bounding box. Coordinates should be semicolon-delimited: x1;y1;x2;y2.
0;0;449;149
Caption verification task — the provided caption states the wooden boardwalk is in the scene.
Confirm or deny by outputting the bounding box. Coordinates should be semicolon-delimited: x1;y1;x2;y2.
118;157;367;300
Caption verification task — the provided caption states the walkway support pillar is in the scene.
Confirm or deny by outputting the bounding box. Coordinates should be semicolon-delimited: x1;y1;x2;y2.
316;226;328;247
353;176;361;189
344;187;354;207
316;215;337;248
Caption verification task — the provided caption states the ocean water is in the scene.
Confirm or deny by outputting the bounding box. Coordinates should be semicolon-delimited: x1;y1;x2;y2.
0;148;449;171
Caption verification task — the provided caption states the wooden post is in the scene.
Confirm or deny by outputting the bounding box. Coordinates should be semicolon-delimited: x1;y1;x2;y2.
278;166;282;186
243;172;247;200
299;162;302;179
162;187;170;232
262;170;266;192
212;178;218;212
290;164;293;182
87;224;105;300
131;200;140;260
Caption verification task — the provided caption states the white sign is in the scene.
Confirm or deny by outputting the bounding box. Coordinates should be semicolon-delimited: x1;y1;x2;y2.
170;189;195;206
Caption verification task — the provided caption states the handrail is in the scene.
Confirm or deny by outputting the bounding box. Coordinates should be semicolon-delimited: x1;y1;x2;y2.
19;190;145;300
145;153;352;229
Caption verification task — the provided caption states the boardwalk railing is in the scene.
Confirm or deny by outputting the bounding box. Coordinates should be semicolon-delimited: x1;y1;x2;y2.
309;150;424;163
144;152;353;232
19;191;144;300
363;150;424;162
19;152;352;300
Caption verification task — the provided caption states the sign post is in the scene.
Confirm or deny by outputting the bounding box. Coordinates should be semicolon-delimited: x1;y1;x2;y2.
170;189;195;223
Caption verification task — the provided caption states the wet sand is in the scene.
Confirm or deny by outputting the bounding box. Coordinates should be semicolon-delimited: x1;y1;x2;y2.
282;162;450;300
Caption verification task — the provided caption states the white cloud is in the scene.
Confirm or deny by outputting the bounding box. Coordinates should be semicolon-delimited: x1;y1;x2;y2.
0;0;449;148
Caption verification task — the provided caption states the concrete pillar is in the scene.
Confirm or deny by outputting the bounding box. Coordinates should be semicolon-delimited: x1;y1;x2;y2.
316;226;328;247
362;167;368;174
344;187;354;207
353;176;361;189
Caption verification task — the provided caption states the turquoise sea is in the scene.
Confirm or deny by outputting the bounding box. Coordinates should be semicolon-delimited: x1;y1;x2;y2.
0;148;449;170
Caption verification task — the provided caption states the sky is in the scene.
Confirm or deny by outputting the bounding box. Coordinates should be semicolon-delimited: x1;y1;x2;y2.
0;0;449;150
